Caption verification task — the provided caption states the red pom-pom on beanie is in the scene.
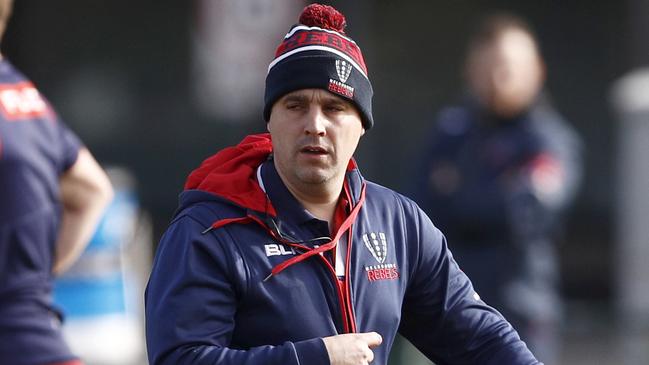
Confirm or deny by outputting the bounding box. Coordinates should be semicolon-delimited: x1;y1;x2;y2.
299;3;347;34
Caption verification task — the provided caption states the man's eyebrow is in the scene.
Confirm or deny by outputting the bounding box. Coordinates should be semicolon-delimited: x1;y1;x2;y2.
327;97;348;104
323;97;351;107
282;94;309;103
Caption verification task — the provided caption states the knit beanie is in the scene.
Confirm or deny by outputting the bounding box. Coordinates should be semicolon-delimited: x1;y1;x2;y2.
263;4;374;130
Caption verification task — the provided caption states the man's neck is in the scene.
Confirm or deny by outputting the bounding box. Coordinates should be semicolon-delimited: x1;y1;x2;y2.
281;175;344;228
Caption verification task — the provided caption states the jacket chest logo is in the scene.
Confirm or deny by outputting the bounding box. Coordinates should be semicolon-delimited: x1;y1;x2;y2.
362;232;399;282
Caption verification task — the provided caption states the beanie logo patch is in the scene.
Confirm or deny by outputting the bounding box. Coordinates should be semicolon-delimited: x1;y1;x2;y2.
336;59;352;83
329;59;354;98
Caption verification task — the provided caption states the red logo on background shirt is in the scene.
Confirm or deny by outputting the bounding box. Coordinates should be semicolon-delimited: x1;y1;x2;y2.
0;82;49;120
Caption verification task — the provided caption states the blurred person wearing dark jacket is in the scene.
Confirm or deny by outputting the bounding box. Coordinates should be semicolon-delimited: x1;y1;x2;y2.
410;13;582;364
0;1;114;364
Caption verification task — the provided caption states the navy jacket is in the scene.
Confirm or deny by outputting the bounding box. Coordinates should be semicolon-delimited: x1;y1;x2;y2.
145;134;540;365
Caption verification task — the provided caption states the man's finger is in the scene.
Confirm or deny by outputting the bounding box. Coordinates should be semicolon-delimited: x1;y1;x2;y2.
359;332;382;347
365;346;375;363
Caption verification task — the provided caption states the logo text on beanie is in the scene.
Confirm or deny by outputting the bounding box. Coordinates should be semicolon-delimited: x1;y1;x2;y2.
275;29;366;75
328;79;354;98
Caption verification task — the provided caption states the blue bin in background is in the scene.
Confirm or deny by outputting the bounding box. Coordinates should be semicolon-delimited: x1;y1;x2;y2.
53;167;150;365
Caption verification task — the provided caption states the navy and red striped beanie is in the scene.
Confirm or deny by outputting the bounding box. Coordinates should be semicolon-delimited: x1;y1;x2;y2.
264;4;374;130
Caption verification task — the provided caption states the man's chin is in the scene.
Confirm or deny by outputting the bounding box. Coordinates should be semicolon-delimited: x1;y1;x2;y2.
296;168;331;185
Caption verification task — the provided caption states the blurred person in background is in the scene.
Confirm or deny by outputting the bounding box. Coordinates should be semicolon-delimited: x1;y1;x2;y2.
146;4;542;365
410;12;582;364
0;1;114;364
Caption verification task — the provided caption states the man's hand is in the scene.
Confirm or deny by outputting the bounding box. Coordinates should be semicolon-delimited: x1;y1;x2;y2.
322;332;383;365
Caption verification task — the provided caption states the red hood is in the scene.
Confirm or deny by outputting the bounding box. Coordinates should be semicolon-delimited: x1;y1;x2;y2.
184;133;276;216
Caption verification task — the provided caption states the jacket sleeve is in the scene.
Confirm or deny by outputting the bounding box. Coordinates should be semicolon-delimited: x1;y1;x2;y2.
398;202;542;365
145;214;329;365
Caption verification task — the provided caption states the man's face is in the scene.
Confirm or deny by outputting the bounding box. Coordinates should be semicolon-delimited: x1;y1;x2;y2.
268;89;365;191
467;29;544;118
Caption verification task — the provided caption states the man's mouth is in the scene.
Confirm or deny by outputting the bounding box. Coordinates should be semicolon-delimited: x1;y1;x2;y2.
300;146;328;155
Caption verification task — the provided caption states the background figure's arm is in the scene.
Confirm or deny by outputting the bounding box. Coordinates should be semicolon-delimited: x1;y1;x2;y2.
53;147;114;274
399;203;541;365
505;112;584;244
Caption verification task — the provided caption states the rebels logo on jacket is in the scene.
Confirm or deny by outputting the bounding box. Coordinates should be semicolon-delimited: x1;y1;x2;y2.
362;232;399;282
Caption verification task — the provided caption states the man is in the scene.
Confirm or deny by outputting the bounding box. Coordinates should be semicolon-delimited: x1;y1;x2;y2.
0;1;114;364
146;4;541;365
410;13;582;364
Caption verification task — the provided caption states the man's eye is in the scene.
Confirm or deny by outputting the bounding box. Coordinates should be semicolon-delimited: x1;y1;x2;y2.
327;104;346;112
286;103;301;110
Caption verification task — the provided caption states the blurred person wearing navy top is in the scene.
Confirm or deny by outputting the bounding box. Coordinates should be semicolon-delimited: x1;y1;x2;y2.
0;1;114;364
145;4;542;365
410;13;583;364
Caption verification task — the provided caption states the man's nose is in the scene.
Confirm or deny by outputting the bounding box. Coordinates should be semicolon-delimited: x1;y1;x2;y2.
304;107;327;136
